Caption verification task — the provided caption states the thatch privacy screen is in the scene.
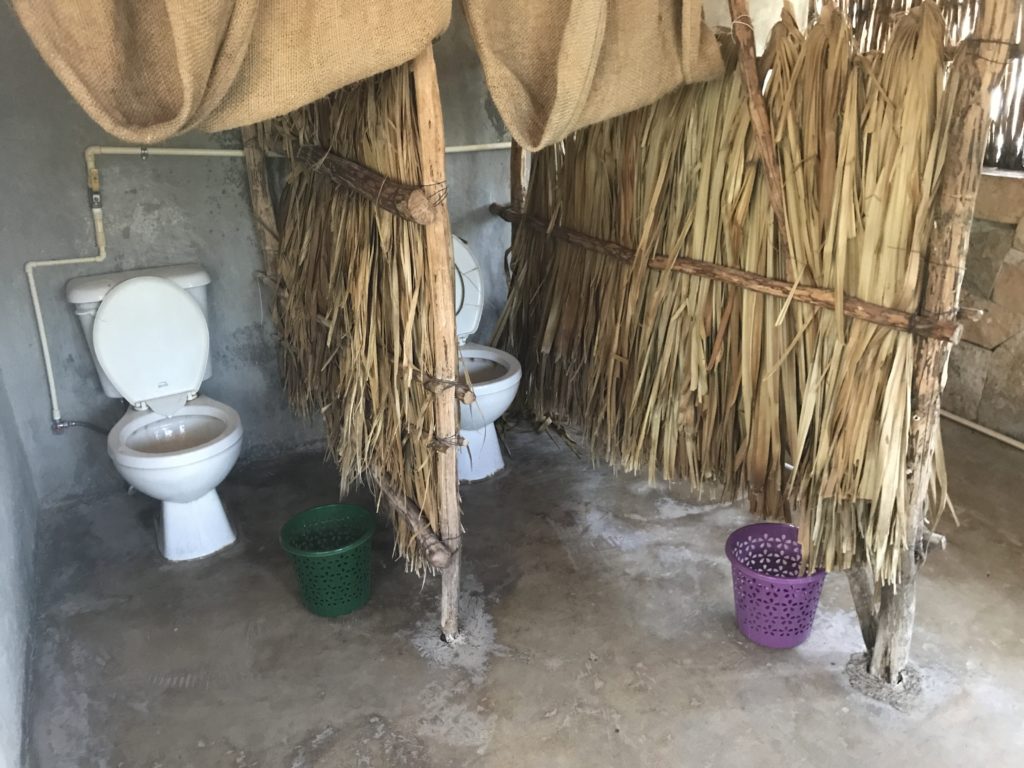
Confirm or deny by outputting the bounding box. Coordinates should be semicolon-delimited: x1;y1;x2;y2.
496;5;953;585
492;0;1017;683
254;63;452;577
248;49;464;638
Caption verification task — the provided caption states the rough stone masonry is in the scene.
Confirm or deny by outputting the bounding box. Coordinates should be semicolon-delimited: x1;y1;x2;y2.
944;172;1024;441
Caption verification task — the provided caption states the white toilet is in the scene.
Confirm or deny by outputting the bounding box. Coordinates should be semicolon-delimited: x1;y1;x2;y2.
66;264;243;561
453;237;521;481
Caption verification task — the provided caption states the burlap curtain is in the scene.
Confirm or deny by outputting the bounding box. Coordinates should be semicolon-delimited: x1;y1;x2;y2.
11;0;452;144
461;0;724;150
13;1;724;148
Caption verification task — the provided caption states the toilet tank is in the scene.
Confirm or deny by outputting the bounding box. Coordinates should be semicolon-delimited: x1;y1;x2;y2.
65;263;213;399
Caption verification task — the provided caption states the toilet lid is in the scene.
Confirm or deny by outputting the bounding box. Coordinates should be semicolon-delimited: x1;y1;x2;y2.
92;277;210;411
453;236;483;342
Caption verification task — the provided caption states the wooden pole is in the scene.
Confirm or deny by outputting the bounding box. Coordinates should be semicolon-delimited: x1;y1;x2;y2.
294;146;436;225
847;559;877;650
510;140;526;212
240;126;279;275
728;0;792;277
867;0;1017;683
489;203;961;343
510;138;526;245
373;474;453;570
411;46;463;641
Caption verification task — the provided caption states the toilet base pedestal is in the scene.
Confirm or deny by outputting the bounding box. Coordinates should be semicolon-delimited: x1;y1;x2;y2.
457;424;505;482
158;490;237;561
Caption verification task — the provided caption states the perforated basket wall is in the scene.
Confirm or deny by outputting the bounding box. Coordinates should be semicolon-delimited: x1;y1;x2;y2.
280;504;375;617
725;523;825;649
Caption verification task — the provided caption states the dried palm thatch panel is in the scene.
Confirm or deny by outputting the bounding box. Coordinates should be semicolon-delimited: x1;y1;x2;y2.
495;5;954;584
257;64;444;574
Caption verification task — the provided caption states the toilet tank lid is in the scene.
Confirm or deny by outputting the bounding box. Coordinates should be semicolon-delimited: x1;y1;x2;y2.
66;262;210;304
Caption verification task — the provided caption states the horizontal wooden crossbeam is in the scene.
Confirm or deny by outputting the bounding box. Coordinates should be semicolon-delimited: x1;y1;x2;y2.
294;145;436;225
489;203;961;344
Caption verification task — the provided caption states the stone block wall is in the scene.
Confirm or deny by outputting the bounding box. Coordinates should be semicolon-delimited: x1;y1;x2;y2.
944;172;1024;440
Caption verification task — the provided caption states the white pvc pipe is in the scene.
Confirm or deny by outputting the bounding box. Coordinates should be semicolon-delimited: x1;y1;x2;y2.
28;140;513;424
25;207;108;422
85;145;245;165
84;142;509;163
941;409;1024;453
444;142;512;154
27;145;248;424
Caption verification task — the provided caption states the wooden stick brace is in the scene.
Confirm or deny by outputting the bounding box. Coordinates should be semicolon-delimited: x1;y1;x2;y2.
373;475;454;569
490;204;962;343
729;0;792;278
294;145;436;225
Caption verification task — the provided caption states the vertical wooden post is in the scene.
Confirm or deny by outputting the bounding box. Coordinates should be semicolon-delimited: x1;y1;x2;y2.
868;0;1017;683
508;140;527;275
847;559;877;651
506;140;527;285
728;0;792;275
240;125;279;275
411;46;463;641
510;140;526;211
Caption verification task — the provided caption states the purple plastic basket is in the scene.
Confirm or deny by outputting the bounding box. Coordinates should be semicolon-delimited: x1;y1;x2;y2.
725;523;826;649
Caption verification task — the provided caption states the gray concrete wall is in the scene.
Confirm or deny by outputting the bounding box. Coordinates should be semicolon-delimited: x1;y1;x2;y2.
0;3;511;507
436;5;512;344
0;365;38;767
0;6;324;506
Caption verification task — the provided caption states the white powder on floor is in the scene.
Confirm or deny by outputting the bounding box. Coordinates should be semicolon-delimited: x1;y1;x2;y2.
411;573;507;685
410;573;502;751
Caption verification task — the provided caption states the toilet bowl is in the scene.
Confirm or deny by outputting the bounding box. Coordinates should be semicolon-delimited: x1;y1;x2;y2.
66;267;244;561
458;343;521;481
453;237;521;481
108;396;243;560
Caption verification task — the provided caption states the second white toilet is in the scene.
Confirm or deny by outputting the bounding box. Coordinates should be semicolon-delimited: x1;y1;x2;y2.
453;237;521;481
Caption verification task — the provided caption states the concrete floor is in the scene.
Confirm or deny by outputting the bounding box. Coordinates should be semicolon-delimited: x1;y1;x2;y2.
27;422;1024;767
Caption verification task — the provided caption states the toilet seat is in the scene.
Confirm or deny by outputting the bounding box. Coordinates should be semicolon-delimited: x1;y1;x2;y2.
108;396;242;470
93;276;210;415
453;236;483;343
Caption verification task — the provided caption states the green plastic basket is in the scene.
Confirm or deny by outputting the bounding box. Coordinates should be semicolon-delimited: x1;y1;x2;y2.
280;504;376;617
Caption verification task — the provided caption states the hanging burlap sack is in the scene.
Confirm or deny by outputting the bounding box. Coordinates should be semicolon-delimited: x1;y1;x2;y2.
461;0;724;151
12;0;451;144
